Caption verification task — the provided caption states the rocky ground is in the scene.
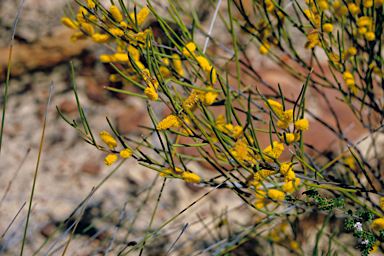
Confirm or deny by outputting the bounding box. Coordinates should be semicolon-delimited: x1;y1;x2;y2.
0;0;382;255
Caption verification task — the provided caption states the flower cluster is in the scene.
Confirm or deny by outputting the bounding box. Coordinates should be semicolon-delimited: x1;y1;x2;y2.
99;131;132;166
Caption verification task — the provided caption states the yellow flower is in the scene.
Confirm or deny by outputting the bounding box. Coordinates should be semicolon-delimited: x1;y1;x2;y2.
265;99;284;117
61;17;79;29
129;7;149;26
105;154;118;166
285;170;296;182
70;32;88;42
343;71;355;87
182;172;201;183
281;109;293;122
254;169;277;181
120;21;129;29
234;139;248;160
268;189;285;200
109;27;125;37
363;0;373;7
277;120;290;129
280;133;300;144
322;23;333;33
264;0;275;12
172;54;184;76
109;5;123;22
333;1;348;17
348;3;360;15
100;53;128;63
290;241;299;251
232;126;243;139
255;190;267;199
92;33;116;44
358;27;368;35
120;149;132;159
304;30;320;49
203;86;218;105
259;43;270;55
79;6;88;15
262;141;284;162
280;162;293;175
372;218;384;231
356;16;372;27
342;47;357;61
100;131;117;149
294;119;309;131
144;87;158;101
254;198;271;208
251;180;262;189
88;15;98;23
157;114;183;130
318;0;329;10
77;9;89;24
196;56;212;71
282;178;301;193
86;0;96;8
160;167;184;177
135;29;151;44
183;42;196;57
82;23;94;36
365;32;375;41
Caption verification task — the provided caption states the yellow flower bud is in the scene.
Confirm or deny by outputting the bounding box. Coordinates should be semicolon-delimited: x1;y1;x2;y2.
120;149;132;159
280;162;293;175
157;114;184;130
144;87;158;101
203;86;218;105
196;56;212;72
129;7;149;26
259;43;270;55
82;23;94;36
110;5;123;22
348;3;360;15
109;27;125;37
322;23;333;33
255;190;267;199
363;0;373;7
294;119;309;131
92;33;116;44
277;120;290;129
318;0;329;9
265;99;284;117
182;172;201;183
356;16;372;27
285;170;296;182
61;17;79;29
86;0;96;8
365;32;376;41
100;53;128;63
105;154;118;166
268;189;285;200
182;42;196;57
100;131;117;149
